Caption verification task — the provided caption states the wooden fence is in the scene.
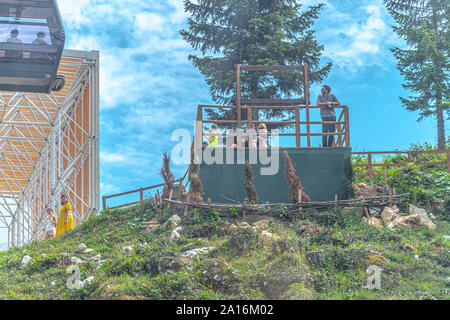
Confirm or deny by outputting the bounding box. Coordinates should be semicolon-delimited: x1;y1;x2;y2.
353;149;450;180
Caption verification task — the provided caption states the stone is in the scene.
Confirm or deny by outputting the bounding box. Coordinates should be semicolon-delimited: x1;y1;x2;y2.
368;217;383;228
50;281;56;286
83;248;94;254
252;220;270;230
70;257;84;265
381;207;398;224
122;246;133;254
20;255;32;269
238;222;251;229
90;254;102;262
170;229;181;241
41;253;46;258
261;230;280;246
387;214;436;230
162;215;181;230
81;276;95;287
183;247;215;258
78;243;87;250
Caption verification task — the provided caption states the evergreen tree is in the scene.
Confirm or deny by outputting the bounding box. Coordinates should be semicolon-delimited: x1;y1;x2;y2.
384;0;449;150
180;0;332;124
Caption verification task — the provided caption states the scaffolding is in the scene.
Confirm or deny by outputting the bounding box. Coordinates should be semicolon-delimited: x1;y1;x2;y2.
0;49;99;248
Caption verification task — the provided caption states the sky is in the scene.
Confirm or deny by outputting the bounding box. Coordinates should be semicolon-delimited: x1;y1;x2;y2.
55;0;448;208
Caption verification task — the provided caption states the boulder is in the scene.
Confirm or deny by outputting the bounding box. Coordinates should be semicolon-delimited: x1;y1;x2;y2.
70;257;84;265
252;220;270;230
261;230;280;246
183;247;215;258
90;254;102;262
368;217;383;228
161;215;181;230
170;227;183;241
121;246;133;254
381;207;397;224
20;255;32;269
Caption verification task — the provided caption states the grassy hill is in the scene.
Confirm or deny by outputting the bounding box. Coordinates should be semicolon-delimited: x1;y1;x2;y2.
0;202;448;300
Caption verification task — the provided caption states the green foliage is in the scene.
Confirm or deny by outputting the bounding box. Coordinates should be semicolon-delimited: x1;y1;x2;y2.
244;162;258;204
341;152;355;200
180;0;332;126
384;0;449;149
353;143;449;210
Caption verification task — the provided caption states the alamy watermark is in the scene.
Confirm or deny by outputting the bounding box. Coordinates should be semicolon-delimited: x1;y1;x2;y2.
170;121;280;176
365;265;382;290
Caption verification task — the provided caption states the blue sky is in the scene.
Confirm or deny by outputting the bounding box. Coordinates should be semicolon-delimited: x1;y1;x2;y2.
57;0;448;207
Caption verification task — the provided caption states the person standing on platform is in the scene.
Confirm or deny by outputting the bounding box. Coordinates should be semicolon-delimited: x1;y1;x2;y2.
316;85;341;147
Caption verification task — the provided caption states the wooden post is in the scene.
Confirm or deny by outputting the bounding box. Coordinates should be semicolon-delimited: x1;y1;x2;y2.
102;196;107;210
303;64;310;105
334;194;338;209
368;152;373;182
295;107;300;148
447;149;450;173
236;64;241;128
167;189;174;209
207;198;211;210
363;206;370;219
389;188;393;208
344;107;350;147
184;194;190;216
242;201;247;221
139;188;143;202
298;188;303;211
393;187;396;196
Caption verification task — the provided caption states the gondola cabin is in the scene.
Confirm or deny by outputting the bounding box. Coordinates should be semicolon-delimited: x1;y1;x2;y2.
0;0;65;93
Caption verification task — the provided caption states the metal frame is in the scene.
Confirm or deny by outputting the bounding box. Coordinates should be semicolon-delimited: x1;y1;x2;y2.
0;49;99;249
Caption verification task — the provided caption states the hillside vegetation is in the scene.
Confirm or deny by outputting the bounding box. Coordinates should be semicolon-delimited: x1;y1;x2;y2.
0;143;448;300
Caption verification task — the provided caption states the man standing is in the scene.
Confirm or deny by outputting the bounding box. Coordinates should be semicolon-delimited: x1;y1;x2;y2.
31;31;51;61
56;194;74;237
316;85;341;147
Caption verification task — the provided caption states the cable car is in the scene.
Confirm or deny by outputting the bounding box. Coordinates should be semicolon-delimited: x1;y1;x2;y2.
0;0;65;93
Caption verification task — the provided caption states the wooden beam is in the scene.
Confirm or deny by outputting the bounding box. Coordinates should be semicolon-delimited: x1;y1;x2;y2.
240;65;304;71
241;98;306;105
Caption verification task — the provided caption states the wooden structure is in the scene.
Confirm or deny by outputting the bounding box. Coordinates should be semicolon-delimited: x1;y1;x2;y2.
353;150;450;180
0;49;100;248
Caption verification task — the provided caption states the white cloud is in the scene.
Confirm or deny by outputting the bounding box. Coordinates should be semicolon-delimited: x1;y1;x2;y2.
100;151;126;164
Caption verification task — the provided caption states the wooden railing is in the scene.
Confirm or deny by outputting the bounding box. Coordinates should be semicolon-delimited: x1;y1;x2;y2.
352;149;450;180
197;104;351;148
102;167;190;210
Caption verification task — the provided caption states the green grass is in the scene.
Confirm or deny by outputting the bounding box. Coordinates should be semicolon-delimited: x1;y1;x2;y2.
0;200;448;300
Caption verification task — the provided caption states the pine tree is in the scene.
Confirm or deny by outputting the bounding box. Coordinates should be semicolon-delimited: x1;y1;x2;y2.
180;0;332;124
384;0;449;150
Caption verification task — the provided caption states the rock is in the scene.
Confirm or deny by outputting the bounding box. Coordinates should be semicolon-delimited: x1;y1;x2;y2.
122;246;133;254
381;207;398;224
368;217;383;228
90;254;102;262
83;248;94;254
70;257;84;265
41;253;47;258
387;214;435;230
161;215;181;230
20;255;32;269
238;222;251;229
352;183;384;198
252;220;270;230
50;281;56;286
183;247;215;258
78;243;87;250
261;230;280;246
81;276;95;287
170;229;181;241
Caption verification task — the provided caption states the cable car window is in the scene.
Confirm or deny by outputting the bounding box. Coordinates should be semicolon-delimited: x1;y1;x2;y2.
0;4;59;64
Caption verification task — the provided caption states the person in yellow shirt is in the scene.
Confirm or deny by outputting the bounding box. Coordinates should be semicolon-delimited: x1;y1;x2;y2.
208;124;219;147
56;194;74;237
